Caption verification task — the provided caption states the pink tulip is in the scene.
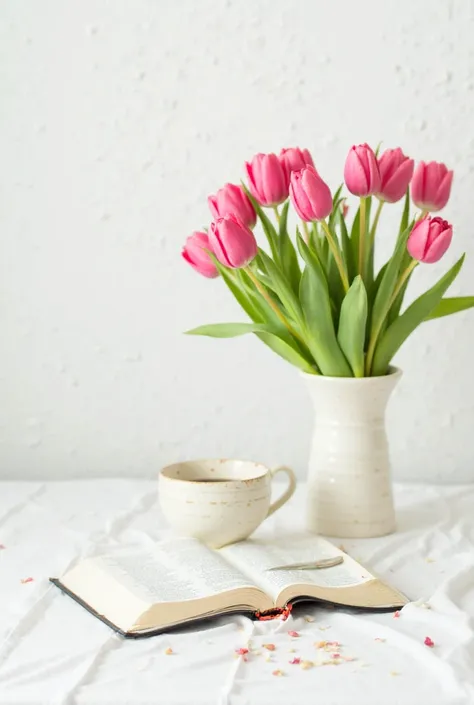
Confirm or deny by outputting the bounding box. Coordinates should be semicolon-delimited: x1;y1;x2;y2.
289;165;333;222
407;216;453;264
411;161;453;212
208;183;256;229
182;231;219;278
244;153;288;206
344;143;381;196
376;148;415;203
209;214;258;268
279;147;315;183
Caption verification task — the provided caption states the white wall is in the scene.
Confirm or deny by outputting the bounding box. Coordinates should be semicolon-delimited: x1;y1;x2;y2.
1;0;474;482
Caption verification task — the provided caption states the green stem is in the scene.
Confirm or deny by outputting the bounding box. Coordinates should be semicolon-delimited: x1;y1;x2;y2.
272;205;280;224
358;196;367;278
365;259;418;375
245;267;305;346
320;220;349;293
420;209;429;220
368;199;384;254
302;220;311;243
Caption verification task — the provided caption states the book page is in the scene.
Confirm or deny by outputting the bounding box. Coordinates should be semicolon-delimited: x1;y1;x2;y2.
95;537;258;604
220;533;373;602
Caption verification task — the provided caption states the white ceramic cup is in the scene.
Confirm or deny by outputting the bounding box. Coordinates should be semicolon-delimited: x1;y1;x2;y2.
158;459;297;548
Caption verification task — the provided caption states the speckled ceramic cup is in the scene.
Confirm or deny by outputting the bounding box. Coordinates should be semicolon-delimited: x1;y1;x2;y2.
158;459;296;548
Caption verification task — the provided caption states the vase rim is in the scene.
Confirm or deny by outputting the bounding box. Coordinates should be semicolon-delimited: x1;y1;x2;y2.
301;366;402;384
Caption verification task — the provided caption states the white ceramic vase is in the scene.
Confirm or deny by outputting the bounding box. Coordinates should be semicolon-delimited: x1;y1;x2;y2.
304;367;401;539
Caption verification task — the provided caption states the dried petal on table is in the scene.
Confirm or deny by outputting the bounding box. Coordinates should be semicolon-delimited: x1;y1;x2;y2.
390;671;401;676
20;577;34;584
272;669;284;676
304;615;315;622
289;657;301;665
263;643;276;651
331;653;341;659
300;660;314;670
424;636;435;648
374;637;386;642
164;647;173;655
315;641;327;649
0;544;6;550
235;647;249;656
288;630;299;637
393;611;401;618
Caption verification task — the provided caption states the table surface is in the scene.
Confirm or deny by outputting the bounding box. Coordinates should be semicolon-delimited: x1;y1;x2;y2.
0;480;474;705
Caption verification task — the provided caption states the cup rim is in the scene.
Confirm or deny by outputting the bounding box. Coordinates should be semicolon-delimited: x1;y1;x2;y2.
159;458;270;485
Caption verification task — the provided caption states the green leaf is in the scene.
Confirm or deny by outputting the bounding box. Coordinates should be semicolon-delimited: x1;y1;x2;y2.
278;201;301;295
350;205;361;264
399;189;410;237
370;223;412;340
257;248;303;324
339;209;356;282
185;322;317;374
372;254;466;375
424;296;474;321
337;276;368;377
213;258;264;323
297;234;352;377
255;331;318;374
186;322;269;337
241;183;279;262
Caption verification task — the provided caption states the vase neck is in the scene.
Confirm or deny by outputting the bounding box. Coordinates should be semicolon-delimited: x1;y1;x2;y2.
305;372;400;422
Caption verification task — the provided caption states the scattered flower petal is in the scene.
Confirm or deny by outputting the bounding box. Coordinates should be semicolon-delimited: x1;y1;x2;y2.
331;653;341;659
264;655;272;662
374;637;386;642
424;637;435;648
318;625;331;631
338;545;346;552
304;615;315;622
393;611;401;619
288;630;299;637
164;647;173;655
21;577;33;584
272;669;284;677
316;640;327;649
263;643;276;651
300;660;314;670
0;544;6;550
390;671;401;676
235;647;249;656
289;657;301;665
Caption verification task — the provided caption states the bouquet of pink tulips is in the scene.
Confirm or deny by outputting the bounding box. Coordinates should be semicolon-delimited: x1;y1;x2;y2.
183;145;474;377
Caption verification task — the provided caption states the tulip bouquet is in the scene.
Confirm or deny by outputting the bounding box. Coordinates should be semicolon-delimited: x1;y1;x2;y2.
183;145;474;377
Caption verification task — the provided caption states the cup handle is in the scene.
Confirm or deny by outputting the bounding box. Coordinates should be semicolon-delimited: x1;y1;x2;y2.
266;466;297;517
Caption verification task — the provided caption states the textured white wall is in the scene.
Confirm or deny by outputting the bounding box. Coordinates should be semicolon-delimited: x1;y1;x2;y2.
1;0;474;482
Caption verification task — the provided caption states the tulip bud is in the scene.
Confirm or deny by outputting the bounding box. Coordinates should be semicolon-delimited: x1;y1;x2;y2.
344;143;381;197
279;147;315;183
411;161;453;212
208;183;256;229
182;231;219;278
244;153;288;206
407;216;453;264
376;148;415;203
289;165;333;222
209;214;258;269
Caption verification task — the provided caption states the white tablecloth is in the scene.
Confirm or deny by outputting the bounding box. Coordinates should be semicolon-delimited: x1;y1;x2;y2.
0;480;474;705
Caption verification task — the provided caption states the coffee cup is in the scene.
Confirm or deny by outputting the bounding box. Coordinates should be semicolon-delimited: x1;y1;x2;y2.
158;459;296;548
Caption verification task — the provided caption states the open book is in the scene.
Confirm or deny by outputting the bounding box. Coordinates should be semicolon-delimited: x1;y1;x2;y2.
51;533;407;637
